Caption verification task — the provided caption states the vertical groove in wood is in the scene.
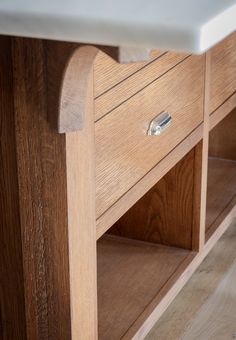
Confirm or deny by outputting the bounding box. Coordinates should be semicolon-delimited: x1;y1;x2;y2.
0;36;27;340
11;38;71;340
191;141;203;251
199;52;211;248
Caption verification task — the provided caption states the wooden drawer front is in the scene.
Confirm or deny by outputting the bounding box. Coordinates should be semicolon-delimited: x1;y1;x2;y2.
94;51;188;121
96;55;204;217
94;49;164;98
210;32;236;113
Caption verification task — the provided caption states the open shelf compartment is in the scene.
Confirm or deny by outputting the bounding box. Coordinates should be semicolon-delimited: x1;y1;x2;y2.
97;143;202;339
97;236;192;340
206;108;236;240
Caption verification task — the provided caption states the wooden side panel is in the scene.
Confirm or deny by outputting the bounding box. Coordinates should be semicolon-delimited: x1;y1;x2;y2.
4;37;71;340
94;52;188;120
109;146;202;250
0;36;27;340
65;48;98;340
209;108;236;161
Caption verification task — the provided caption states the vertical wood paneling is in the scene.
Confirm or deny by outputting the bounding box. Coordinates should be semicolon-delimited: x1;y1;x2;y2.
0;36;27;340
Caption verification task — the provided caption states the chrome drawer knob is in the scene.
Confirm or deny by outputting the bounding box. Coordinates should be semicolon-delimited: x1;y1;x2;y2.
147;112;172;136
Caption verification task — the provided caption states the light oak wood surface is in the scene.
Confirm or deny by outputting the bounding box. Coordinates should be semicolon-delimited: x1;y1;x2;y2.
209;108;236;161
108;148;199;250
95;52;188;120
94;49;164;98
1;31;236;340
210;92;236;131
97;235;191;340
209;32;236;114
197;51;211;251
64;46;98;339
96;125;203;239
130;204;236;340
206;157;236;233
96;55;204;217
207;108;236;236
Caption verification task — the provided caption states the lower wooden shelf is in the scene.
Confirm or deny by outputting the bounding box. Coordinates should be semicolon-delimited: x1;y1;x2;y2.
97;235;192;340
206;157;236;236
97;108;236;339
206;108;236;240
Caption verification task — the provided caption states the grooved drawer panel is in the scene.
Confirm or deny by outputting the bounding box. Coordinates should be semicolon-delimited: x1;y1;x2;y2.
94;51;187;121
210;32;236;114
94;49;164;98
95;55;204;218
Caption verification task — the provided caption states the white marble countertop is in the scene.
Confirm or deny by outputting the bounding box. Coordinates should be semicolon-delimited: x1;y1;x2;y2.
0;0;236;53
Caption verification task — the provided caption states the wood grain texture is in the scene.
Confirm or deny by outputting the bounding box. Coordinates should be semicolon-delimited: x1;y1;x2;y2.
97;235;191;340
0;36;27;340
45;41;123;133
209;92;236;131
197;52;211;249
206;196;236;242
65;46;98;340
108;148;198;250
59;46;99;132
94;49;164;97
209;108;236;161
96;55;204;218
207;108;236;237
1;32;235;340
206;157;236;233
125;203;236;340
96;124;203;239
209;32;236;114
191;141;204;250
11;37;72;340
95;51;188;120
1;37;101;340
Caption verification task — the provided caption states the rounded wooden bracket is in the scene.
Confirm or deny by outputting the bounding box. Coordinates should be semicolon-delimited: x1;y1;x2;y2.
45;42;101;134
59;46;99;133
45;42;151;133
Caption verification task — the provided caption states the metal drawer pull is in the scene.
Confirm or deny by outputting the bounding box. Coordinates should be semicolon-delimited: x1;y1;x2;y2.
147;112;172;136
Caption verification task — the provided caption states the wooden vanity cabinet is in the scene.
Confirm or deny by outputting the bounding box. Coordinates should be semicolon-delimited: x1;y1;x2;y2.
96;55;204;217
0;32;236;340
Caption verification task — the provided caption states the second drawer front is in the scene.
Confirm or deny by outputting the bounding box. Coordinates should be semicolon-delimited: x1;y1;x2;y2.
96;55;204;218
